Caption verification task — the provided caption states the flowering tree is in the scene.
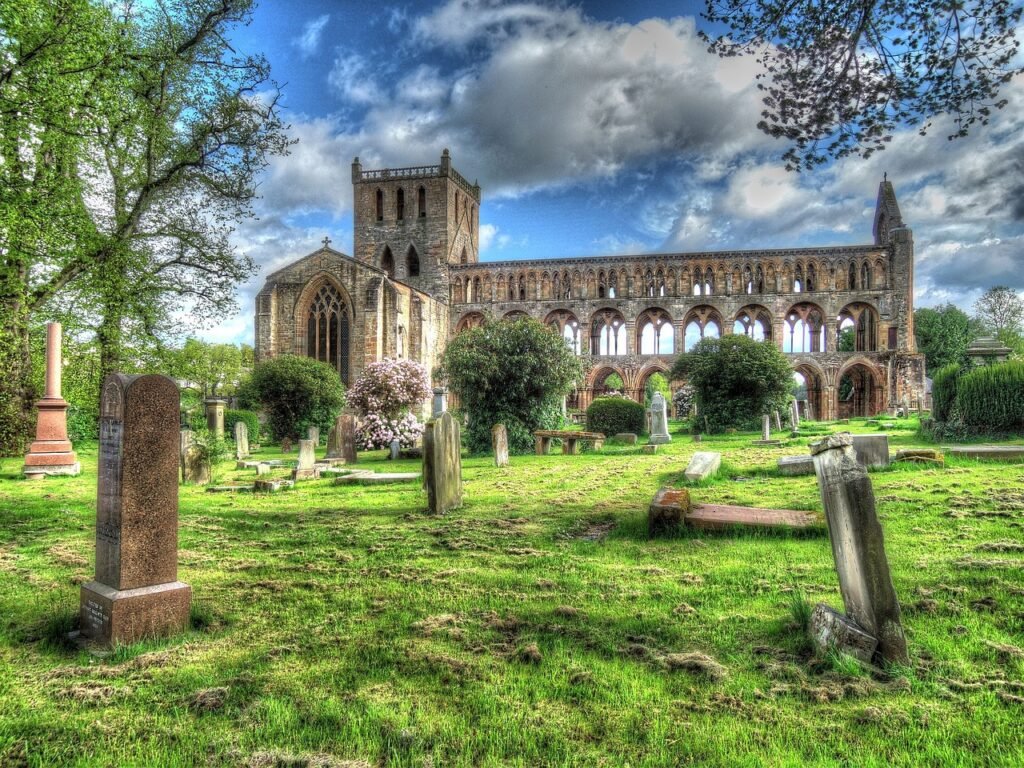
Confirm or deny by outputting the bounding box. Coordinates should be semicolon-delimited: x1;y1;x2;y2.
672;385;695;417
347;358;431;450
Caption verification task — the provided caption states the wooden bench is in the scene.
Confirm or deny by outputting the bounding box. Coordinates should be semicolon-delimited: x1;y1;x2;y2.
533;430;606;455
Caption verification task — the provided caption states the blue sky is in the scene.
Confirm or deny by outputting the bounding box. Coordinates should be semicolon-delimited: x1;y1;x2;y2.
204;0;1024;344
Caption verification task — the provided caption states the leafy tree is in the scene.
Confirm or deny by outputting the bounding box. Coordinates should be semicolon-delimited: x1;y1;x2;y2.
671;335;792;433
914;304;979;374
242;356;345;442
974;285;1024;335
604;373;624;391
837;328;856;352
164;339;251;399
644;372;671;409
438;317;584;454
702;0;1023;170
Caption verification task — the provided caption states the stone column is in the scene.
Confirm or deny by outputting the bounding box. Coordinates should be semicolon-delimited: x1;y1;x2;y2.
810;434;908;664
204;398;226;439
80;374;191;647
23;322;80;478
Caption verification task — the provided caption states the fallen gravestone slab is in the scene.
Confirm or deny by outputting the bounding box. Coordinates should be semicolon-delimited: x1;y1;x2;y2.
685;504;822;531
648;486;691;537
683;452;721;482
947;445;1024;462
334;472;420;485
778;455;815;476
808;603;878;664
254;479;293;492
894;449;944;465
206;485;255;493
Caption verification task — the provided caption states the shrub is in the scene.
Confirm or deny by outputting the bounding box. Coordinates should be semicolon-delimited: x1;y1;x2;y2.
357;412;426;451
347;358;431;449
438;316;584;454
672;384;695;418
671;335;792;433
586;396;645;436
931;363;960;422
225;409;259;443
241;355;345;441
955;361;1024;431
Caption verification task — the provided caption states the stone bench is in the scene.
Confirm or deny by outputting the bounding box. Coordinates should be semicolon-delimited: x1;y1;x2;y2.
533;430;606;455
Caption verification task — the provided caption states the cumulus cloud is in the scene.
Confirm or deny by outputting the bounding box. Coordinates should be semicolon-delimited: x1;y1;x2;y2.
294;14;330;59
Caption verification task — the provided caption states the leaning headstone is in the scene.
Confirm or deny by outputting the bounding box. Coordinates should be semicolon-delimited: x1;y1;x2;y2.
80;374;191;647
307;425;320;446
648;392;671;445
22;322;80;479
326;413;358;463
432;387;448;418
423;411;463;514
389;439;401;460
810;433;908;664
182;445;211;485
684;451;721;482
234;421;249;460
204;398;226;439
492;424;509;467
773;411;782;432
850;434;890;469
293;439;317;480
790;402;800;432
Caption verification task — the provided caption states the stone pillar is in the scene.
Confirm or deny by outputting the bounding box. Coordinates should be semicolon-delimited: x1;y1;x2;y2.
762;414;771;441
432;387;448;419
204;398;226;439
23;322;80;478
810;434;908;664
80;374;191;647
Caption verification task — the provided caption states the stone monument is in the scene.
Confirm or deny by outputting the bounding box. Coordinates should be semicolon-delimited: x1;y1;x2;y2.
308;425;320;446
423;411;462;514
492;424;509;468
182;445;211;485
647;391;671;445
234;421;249;460
810;434;908;664
22;322;80;479
432;387;448;418
80;374;191;646
204;398;226;439
326;413;358;463
293;439;317;479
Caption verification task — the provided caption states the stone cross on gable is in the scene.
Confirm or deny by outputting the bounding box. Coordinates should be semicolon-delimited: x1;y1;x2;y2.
322;236;331;249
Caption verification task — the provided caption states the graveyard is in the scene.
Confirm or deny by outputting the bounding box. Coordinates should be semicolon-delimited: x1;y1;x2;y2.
1;416;1022;766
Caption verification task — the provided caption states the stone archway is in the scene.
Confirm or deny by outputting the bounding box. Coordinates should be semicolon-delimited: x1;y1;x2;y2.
837;361;885;418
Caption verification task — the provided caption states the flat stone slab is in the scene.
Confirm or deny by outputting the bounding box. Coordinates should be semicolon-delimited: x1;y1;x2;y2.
205;484;255;493
947;445;1024;462
333;472;420;485
752;440;783;446
894;449;944;465
254;479;293;492
685;504;822;531
236;460;261;469
683;451;721;482
778;455;815;476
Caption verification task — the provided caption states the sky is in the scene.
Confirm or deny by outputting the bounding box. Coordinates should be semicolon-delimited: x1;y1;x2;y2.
201;0;1024;345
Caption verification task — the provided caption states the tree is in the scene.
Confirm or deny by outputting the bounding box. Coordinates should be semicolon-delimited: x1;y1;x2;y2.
974;286;1024;335
438;317;584;454
241;356;346;442
0;0;289;455
165;339;250;399
671;335;792;433
702;1;1023;170
914;304;979;374
347;358;432;450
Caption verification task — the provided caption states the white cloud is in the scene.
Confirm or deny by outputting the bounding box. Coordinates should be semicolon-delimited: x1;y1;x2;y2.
328;52;382;105
294;14;330;59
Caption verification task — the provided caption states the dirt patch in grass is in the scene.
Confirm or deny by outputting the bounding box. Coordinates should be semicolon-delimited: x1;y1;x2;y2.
246;751;371;768
977;541;1024;552
190;686;229;712
46;543;88;568
662;652;728;681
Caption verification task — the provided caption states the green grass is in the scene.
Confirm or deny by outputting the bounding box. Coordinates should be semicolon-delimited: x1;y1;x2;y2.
1;416;1022;766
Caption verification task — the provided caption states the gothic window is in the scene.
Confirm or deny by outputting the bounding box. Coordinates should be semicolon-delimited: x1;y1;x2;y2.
838;303;878;351
683;308;721;352
755;265;765;293
704;267;714;296
608;270;617;298
473;276;481;301
591;310;628;355
407;246;420;277
508;274;516;300
465;277;472;302
375;189;383;221
794;264;804;293
306;283;350;384
562;271;572;299
783;303;826;353
645;269;655;297
638;309;674;354
598;271;606;298
461;247;468;265
418;186;426;218
519;275;526;300
547;311;582;355
806;264;816;292
396;188;405;220
381;246;394;278
743;265;753;294
734;308;772;341
657;269;666;297
861;262;871;290
849;262;857;290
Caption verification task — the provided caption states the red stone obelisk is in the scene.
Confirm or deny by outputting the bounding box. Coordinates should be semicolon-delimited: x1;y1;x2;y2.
23;323;80;479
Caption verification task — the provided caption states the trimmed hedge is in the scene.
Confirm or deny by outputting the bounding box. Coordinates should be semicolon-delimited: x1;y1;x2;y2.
931;363;961;422
955;361;1024;431
586;396;645;436
225;409;260;443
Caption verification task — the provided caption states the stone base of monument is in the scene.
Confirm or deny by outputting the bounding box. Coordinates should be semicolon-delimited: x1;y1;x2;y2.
22;461;81;480
894;449;943;465
614;433;638;445
292;467;322;480
808;603;878;664
333;471;420;485
947;445;1024;462
80;580;191;647
648;434;671;445
641;444;658;454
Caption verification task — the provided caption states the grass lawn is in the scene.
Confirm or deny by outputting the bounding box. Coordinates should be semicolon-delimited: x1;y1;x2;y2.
0;417;1022;767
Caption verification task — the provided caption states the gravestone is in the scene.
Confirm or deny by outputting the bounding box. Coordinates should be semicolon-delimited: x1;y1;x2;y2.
762;414;770;441
308;425;320;446
389;439;401;460
179;429;193;483
684;451;721;482
773;411;782;432
234;421;249;460
790;402;800;431
432;387;447;418
423;411;462;514
22;322;80;478
204;398;226;439
293;439;317;480
182;444;211;485
80;374;191;646
777;455;815;476
850;434;890;468
280;437;293;453
614;432;638;445
326;413;358;463
648;392;671;445
810;433;908;664
492;424;509;467
648;486;690;537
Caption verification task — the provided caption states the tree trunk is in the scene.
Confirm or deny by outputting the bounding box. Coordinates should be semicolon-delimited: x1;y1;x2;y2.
0;300;35;456
97;303;124;411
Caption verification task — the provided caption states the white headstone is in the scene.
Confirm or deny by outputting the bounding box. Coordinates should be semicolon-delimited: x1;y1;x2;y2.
648;392;671;445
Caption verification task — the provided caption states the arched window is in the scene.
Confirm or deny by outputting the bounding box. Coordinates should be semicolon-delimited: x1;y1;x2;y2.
645;269;656;297
461;247;468;265
734;307;772;341
794;264;804;293
598;271;607;298
473;276;481;301
848;262;857;290
755;265;765;293
608;270;617;298
306;283;350;384
743;266;753;294
418;186;426;218
591;310;628;355
381;246;394;278
806;264;816;292
704;267;714;296
638;309;674;354
861;262;871;290
683;306;722;351
838;303;878;351
518;275;526;300
375;189;383;221
547;311;582;355
396;188;405;220
783;303;826;353
657;269;666;297
406;246;420;277
562;271;572;299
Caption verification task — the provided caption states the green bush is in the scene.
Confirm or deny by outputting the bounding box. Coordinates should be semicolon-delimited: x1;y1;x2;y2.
225;409;259;443
955;361;1024;431
931;363;961;422
586;396;645;436
241;355;346;441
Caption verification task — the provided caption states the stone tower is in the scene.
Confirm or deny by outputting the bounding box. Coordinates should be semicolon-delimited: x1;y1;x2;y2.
873;180;915;352
352;149;481;299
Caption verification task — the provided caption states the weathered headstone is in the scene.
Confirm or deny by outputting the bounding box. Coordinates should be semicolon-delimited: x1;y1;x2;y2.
648;392;671;445
293;439;317;480
80;374;191;646
423;411;463;514
614;432;638;445
777;455;815;476
234;421;249;460
179;428;193;483
204;398;226;439
810;434;908;664
773;411;782;432
307;425;320;446
182;444;211;485
22;322;80;479
255;462;271;476
790;401;800;431
808;604;878;664
432;387;448;418
850;434;890;469
684;451;721;482
326;413;358;463
492;424;509;467
389;439;401;460
762;414;771;441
